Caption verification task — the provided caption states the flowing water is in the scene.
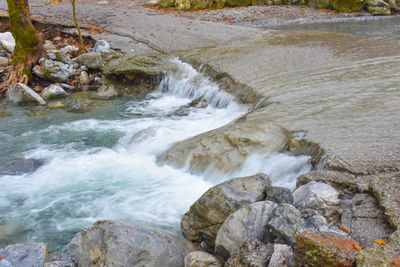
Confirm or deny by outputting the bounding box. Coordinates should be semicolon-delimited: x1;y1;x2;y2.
0;59;311;251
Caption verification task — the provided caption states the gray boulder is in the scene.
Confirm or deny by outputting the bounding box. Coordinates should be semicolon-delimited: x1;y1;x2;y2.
0;32;15;54
268;204;306;246
184;251;222;267
224;238;274;267
6;83;46;105
65;99;91;113
181;173;271;251
75;52;105;70
162;118;290;175
268;244;295;267
215;201;277;257
367;0;391;14
265;186;293;205
41;84;69;100
92;40;111;53
33;59;70;82
0;242;48;267
44;261;74;267
68;220;197;267
0;158;44;176
293;181;339;209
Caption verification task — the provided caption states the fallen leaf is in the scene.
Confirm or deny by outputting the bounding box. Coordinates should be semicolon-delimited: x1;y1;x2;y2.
353;243;362;252
339;225;351;234
392;257;400;267
373;239;387;245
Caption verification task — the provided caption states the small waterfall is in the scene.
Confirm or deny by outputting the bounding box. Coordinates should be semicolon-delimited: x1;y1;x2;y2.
158;59;236;109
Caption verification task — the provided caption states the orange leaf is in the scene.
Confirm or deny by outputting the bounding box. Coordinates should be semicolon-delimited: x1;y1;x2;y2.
353;243;362;252
373;239;387;245
0;255;3;259
339;225;351;235
392;257;400;267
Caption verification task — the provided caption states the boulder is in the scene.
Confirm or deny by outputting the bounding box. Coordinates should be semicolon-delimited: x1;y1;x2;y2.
65;99;91;113
162;118;290;175
294;232;361;266
0;158;44;176
41;84;69;100
175;0;191;9
79;71;90;85
215;201;277;257
181;173;271;251
268;203;306;246
0;242;48;267
6;83;46;105
224;238;274;267
0;32;15;54
47;101;65;109
94;79;121;99
75;52;105;70
301;208;330;232
102;54;174;77
367;0;391;14
33;59;70;82
92;40;111;53
184;251;222;267
44;261;74;267
268;244;294;267
68;220;197;267
0;260;12;267
387;0;400;11
332;0;364;12
159;0;175;7
265;186;293;205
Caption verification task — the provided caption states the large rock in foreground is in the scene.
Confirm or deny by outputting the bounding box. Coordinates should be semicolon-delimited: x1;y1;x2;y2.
162;118;290;175
0;242;48;267
224;238;274;267
68;220;197;267
181;173;271;251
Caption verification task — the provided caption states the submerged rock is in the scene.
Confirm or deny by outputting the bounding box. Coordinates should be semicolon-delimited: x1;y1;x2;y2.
6;83;47;105
184;251;222;267
162;118;290;175
0;242;48;267
33;59;70;83
65;99;91;113
0;158;44;176
181;173;271;251
41;84;69;100
215;201;277;257
224;238;274;267
294;232;361;266
67;220;197;267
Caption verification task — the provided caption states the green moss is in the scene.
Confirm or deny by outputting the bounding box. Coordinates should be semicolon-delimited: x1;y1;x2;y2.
332;0;364;12
41;68;52;78
54;51;63;62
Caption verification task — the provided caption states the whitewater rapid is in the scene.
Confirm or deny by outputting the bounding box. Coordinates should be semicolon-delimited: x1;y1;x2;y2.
0;59;311;250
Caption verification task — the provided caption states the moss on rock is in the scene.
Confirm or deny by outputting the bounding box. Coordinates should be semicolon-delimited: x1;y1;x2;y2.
332;0;364;12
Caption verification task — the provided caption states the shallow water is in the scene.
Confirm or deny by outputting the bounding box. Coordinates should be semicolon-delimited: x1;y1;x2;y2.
0;59;310;251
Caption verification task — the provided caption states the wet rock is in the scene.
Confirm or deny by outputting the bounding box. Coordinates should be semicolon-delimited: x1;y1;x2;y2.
332;0;364;12
67;220;196;267
294;232;361;266
268;244;294;267
268;203;306;246
92;40;111;53
215;201;277;257
387;0;400;11
102;54;174;77
367;0;391;14
79;71;90;85
33;59;70;83
293;181;340;209
94;78;121;99
44;261;75;267
181;173;271;251
162;118;290;175
0;242;48;267
47;101;65;109
175;0;191;9
27;106;50;117
75;52;105;70
65;99;91;113
0;158;44;176
0;259;13;267
184;251;222;267
308;0;331;8
41;84;69;100
301;208;330;232
159;0;175;7
6;83;46;105
265;186;293;205
0;32;15;54
224;238;274;267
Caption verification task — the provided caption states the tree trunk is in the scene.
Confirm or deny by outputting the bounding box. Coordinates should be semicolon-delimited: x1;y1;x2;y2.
2;0;43;90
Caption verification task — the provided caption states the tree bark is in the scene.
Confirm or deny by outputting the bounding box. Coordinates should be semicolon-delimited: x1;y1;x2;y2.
2;0;43;90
